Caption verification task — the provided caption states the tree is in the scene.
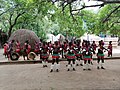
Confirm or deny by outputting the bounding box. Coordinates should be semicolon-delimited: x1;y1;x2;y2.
0;0;119;41
51;0;120;18
50;0;120;36
0;0;55;38
0;0;33;37
96;4;120;36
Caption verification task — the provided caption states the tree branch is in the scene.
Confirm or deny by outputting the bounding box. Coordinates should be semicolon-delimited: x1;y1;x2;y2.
109;21;120;29
72;4;104;12
9;13;14;26
0;4;18;16
99;0;120;4
103;5;120;23
11;11;26;27
69;4;76;21
61;2;68;14
8;11;26;37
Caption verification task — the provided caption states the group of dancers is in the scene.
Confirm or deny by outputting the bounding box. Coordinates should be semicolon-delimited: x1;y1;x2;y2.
3;39;113;72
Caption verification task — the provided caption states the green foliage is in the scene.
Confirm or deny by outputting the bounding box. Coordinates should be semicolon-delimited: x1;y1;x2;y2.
97;4;120;36
0;0;119;41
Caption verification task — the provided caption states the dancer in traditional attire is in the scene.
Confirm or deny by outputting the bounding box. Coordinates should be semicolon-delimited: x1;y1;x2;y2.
23;40;31;60
97;44;107;69
108;41;112;57
66;42;76;71
82;41;93;70
3;42;9;58
40;42;49;67
75;40;83;66
8;40;15;60
91;41;97;54
50;41;61;72
63;42;68;58
48;41;53;55
82;40;86;49
15;40;21;54
34;41;40;56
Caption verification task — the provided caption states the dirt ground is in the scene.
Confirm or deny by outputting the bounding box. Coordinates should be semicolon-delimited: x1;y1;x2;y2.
0;47;120;90
0;59;120;90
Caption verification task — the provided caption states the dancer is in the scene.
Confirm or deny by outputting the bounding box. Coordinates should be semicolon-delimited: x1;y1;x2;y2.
23;40;31;60
97;43;107;69
66;42;76;71
34;41;40;56
108;41;112;57
82;41;92;70
75;40;83;66
50;41;61;72
15;40;21;54
3;42;9;58
40;42;49;67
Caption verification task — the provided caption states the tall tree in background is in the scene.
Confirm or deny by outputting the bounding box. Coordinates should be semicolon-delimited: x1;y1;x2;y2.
0;0;119;40
96;4;120;36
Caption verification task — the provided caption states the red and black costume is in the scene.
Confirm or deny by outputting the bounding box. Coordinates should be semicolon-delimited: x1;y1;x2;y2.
82;41;93;70
82;40;86;49
23;40;31;60
66;42;76;71
75;45;83;66
48;41;53;55
3;42;9;58
108;41;112;57
40;42;49;67
91;41;97;54
50;41;61;72
7;40;19;60
15;41;21;54
82;47;92;70
63;42;68;58
34;42;40;56
97;44;107;69
8;40;15;60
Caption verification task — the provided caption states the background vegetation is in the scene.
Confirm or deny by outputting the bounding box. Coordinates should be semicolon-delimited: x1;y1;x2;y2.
0;0;119;40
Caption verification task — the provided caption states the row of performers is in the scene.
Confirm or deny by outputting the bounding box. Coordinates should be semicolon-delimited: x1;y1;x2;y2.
3;40;112;58
38;41;109;72
3;40;31;60
3;40;112;72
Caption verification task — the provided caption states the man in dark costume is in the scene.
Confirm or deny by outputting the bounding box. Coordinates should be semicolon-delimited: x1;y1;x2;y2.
23;40;31;60
3;42;9;58
50;41;61;72
63;42;68;58
75;40;83;66
8;40;15;60
40;42;49;67
66;42;76;71
48;41;53;55
108;41;112;57
34;41;40;56
91;41;97;54
97;44;107;69
15;40;21;54
82;41;93;70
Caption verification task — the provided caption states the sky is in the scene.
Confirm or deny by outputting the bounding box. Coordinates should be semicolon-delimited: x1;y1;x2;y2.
83;0;104;13
72;0;104;13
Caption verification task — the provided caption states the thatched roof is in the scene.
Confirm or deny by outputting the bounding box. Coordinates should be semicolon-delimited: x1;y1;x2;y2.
8;29;40;49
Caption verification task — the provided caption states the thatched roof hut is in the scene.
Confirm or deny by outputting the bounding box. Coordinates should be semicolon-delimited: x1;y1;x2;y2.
8;29;40;49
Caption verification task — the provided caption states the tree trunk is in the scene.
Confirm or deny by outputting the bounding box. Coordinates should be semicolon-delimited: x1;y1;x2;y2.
8;25;13;38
